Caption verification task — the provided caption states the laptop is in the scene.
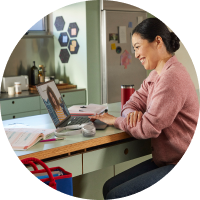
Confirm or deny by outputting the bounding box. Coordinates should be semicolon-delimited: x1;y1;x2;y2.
36;81;107;130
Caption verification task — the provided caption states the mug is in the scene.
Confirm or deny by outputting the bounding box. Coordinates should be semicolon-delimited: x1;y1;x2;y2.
8;86;15;96
121;85;135;109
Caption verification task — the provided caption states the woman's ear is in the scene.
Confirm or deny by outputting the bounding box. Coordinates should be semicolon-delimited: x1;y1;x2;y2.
155;36;163;49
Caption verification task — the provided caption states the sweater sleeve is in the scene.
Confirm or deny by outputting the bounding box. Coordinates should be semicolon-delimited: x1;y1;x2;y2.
115;70;187;139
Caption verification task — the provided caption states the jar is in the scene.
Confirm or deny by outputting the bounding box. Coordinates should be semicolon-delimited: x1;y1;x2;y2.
14;82;22;94
45;76;50;82
50;76;55;81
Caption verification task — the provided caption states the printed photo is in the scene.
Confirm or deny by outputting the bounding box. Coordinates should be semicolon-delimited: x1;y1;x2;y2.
109;33;119;41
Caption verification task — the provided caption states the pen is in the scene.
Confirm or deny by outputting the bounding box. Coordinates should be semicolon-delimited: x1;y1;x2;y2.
40;138;64;142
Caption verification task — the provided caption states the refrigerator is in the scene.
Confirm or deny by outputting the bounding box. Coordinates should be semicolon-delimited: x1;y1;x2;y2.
101;9;147;104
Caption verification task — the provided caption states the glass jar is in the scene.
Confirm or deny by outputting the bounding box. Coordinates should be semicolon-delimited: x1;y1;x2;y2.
14;82;22;94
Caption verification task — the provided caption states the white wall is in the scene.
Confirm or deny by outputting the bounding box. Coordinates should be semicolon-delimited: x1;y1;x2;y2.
52;2;88;92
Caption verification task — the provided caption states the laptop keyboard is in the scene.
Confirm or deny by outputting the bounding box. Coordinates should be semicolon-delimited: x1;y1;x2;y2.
67;116;90;125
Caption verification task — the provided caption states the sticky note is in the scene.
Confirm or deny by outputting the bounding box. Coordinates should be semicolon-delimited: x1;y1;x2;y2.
72;40;77;47
62;36;68;43
111;43;116;50
70;45;75;52
71;28;76;36
128;22;132;28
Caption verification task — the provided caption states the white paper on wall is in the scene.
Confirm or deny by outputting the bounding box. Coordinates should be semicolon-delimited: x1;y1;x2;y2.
119;26;127;43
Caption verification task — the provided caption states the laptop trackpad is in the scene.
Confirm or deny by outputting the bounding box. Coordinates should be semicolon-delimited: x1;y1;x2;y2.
93;120;108;130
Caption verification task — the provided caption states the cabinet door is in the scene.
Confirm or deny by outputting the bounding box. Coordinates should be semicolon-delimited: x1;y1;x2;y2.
0;96;40;115
61;90;86;106
2;111;41;120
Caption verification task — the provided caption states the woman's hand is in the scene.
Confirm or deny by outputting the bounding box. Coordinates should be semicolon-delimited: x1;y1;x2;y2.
89;113;117;125
127;111;143;127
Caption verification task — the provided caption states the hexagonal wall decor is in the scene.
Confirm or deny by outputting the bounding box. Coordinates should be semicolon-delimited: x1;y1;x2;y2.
59;49;70;63
58;32;69;47
68;22;79;38
54;16;65;31
68;39;79;54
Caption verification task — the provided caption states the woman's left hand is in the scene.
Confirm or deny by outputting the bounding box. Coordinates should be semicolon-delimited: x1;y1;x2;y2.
89;113;117;125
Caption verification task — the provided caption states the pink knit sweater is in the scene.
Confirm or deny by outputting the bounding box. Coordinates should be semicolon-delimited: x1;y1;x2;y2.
114;56;199;167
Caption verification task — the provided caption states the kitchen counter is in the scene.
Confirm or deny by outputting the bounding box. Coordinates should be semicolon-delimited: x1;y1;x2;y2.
0;88;85;101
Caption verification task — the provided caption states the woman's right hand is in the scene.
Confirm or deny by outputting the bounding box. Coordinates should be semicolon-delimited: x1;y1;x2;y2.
127;111;143;127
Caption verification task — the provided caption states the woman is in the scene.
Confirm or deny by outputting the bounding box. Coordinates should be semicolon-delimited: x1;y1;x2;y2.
47;85;66;122
89;18;199;199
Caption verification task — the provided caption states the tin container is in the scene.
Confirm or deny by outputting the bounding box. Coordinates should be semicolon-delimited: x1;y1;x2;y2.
121;85;135;109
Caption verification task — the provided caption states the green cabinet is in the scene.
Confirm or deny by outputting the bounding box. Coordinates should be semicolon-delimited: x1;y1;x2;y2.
1;90;86;120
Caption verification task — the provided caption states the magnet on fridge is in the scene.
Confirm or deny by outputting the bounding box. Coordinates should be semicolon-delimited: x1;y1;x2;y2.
116;46;122;54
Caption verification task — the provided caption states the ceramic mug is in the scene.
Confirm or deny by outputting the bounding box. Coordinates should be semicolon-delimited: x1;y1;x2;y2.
8;86;15;96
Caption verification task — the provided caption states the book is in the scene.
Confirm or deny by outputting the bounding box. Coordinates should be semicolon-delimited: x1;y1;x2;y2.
4;128;55;150
68;104;108;116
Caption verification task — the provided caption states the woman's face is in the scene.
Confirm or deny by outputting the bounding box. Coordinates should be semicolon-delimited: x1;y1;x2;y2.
49;92;57;106
132;33;159;70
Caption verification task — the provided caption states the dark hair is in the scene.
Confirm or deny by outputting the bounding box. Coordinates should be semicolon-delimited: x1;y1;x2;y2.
47;85;60;110
132;18;180;53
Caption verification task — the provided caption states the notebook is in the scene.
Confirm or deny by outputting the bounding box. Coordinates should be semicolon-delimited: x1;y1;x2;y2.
36;81;107;130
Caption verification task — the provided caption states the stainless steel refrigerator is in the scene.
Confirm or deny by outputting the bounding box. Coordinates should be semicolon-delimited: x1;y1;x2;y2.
101;8;147;104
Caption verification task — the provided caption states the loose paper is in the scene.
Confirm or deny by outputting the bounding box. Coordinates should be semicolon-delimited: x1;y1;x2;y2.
137;16;143;24
111;43;116;50
119;26;127;43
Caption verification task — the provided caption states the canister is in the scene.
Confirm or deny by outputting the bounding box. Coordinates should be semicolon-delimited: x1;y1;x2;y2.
14;82;22;94
121;85;135;109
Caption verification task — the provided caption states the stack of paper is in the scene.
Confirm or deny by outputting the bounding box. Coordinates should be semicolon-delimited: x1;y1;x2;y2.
68;104;108;116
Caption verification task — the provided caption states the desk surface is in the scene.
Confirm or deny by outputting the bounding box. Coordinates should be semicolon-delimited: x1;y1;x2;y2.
3;103;132;160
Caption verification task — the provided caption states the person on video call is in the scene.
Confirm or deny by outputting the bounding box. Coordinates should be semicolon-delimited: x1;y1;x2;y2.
47;85;66;122
89;18;199;199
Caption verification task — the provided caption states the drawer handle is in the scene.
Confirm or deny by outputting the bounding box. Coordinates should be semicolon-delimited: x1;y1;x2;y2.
12;101;15;104
13;116;15;119
124;148;129;155
63;94;65;97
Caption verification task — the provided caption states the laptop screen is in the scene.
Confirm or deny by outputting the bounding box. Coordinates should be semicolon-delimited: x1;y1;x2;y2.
36;81;71;127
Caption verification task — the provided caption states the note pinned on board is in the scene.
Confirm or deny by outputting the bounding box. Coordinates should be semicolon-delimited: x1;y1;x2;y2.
71;28;77;36
72;40;77;47
119;26;127;43
111;43;116;50
128;22;132;28
70;45;75;52
137;16;143;24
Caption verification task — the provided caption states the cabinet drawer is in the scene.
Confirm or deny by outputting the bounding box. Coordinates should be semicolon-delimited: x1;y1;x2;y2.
0;96;40;115
2;111;41;120
27;154;82;177
61;91;86;106
83;139;151;174
39;96;46;110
